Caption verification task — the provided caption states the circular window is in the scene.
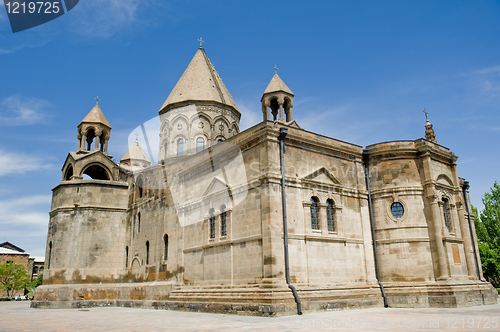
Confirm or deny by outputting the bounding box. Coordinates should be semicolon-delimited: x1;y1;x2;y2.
391;202;404;219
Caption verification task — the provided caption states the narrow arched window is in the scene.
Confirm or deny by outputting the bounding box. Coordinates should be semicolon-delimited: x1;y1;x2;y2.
48;241;52;269
177;138;184;156
327;199;335;232
163;142;168;159
442;197;452;232
220;205;227;237
209;208;215;239
137;177;143;198
125;246;129;268
164;234;168;261
196;137;205;153
137;212;141;233
146;241;150;265
310;197;319;230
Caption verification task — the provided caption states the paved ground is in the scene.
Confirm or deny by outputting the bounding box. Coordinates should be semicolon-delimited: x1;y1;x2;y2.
0;301;499;332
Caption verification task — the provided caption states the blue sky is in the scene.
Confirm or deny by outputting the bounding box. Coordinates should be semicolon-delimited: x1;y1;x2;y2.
1;1;500;256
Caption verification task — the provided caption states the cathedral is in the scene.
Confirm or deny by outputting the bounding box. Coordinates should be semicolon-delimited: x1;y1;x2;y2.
32;46;497;315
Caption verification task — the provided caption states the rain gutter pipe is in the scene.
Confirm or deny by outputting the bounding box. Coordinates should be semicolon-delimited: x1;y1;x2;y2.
279;127;302;315
363;150;389;308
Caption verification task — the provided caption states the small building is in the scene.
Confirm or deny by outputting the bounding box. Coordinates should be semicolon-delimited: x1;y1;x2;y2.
0;242;44;297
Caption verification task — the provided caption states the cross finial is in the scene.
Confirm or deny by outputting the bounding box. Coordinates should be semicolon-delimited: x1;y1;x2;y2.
274;65;278;74
95;96;101;104
198;37;204;48
135;132;139;141
423;107;428;120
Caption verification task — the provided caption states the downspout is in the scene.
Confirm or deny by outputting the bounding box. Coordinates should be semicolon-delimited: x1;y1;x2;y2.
279;127;302;315
461;180;483;281
363;150;388;307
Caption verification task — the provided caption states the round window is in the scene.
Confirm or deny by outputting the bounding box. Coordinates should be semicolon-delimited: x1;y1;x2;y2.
391;202;404;219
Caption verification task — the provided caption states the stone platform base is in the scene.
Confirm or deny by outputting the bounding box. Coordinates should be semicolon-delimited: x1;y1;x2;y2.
31;280;497;316
383;280;498;308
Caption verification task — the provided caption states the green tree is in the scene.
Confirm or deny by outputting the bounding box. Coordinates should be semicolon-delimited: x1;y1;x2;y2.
0;262;31;299
473;181;500;288
29;271;43;289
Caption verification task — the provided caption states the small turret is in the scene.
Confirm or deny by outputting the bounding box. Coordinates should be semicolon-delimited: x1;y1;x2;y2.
261;68;294;123
77;97;112;154
120;138;151;168
423;108;437;143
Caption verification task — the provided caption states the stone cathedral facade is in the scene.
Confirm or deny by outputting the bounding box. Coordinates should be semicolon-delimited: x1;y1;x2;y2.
33;47;497;315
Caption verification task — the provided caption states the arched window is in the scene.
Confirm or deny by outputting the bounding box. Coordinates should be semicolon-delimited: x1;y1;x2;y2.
136;177;143;198
137;212;141;232
64;165;73;181
216;138;224;143
164;234;168;260
163;142;168;159
442;197;452;232
177;138;184;156
220;205;227;237
196;137;205;153
327;199;335;232
209;208;215;239
82;164;109;180
125;246;129;268
48;241;52;269
310;197;319;230
86;128;96;150
146;241;150;265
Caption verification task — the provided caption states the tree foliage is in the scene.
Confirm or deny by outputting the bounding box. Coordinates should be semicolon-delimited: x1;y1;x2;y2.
0;261;31;298
29;272;43;288
474;181;500;288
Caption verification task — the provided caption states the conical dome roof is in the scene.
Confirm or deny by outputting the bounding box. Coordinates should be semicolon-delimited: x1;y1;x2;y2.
79;104;111;128
263;73;294;96
120;139;151;164
160;48;239;113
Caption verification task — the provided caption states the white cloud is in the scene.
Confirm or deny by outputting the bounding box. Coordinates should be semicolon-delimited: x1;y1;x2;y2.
0;94;51;125
0;195;51;256
0;195;51;228
0;39;51;54
0;149;53;176
70;0;161;38
467;65;500;96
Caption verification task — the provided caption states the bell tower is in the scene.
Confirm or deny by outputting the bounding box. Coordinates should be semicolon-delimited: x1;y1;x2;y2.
77;97;112;154
261;69;294;123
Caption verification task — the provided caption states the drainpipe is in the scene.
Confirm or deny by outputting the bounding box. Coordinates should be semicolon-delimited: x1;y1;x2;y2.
363;150;389;307
279;127;302;315
461;180;483;281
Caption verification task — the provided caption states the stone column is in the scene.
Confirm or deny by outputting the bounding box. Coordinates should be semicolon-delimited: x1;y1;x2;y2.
95;130;102;151
262;102;269;122
428;193;449;280
421;150;449;280
77;133;82;151
450;164;477;279
278;98;285;121
260;133;287;287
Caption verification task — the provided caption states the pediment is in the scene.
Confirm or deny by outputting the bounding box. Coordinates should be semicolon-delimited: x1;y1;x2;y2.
286;120;301;129
61;153;77;171
202;177;230;197
303;167;341;185
436;174;454;187
74;150;116;169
